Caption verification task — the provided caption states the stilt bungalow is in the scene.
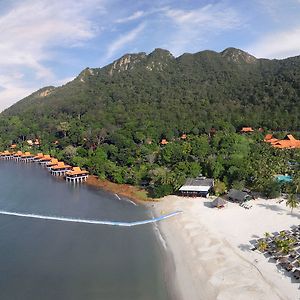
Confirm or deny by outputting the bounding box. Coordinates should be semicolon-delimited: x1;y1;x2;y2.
179;177;214;197
0;150;12;159
39;154;52;166
21;152;35;163
46;158;59;170
65;167;89;183
50;162;72;176
13;151;23;161
33;153;44;162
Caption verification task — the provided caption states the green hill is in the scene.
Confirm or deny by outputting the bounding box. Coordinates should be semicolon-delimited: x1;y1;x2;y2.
1;47;300;144
0;47;300;197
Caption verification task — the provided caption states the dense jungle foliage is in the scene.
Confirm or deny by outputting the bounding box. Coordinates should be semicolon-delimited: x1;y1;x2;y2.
0;47;299;197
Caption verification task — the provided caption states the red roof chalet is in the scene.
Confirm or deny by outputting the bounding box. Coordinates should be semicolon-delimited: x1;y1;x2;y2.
160;139;168;145
240;127;254;133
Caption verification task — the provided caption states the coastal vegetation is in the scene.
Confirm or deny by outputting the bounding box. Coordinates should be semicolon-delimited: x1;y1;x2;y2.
0;48;299;198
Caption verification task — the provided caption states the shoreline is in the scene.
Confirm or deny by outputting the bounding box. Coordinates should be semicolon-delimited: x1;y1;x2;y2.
85;175;156;204
152;195;300;300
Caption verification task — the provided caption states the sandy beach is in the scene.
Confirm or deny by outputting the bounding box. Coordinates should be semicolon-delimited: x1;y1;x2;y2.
153;196;300;300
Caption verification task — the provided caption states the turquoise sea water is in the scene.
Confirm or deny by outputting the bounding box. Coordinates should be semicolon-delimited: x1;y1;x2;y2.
0;160;169;300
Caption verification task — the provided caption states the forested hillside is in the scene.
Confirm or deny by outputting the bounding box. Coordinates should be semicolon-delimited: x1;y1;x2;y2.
0;47;299;197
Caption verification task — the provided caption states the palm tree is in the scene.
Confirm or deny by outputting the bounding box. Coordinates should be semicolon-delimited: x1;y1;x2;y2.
286;193;298;214
257;240;268;252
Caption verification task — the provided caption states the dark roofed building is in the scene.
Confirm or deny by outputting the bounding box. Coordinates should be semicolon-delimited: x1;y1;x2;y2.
228;189;252;203
179;177;214;198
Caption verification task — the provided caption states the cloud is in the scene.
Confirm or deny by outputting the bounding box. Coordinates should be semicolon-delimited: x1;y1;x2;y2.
163;4;240;55
248;27;300;58
106;23;145;60
0;0;104;111
116;10;145;23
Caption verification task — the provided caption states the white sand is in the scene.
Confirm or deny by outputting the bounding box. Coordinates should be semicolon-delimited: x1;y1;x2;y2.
154;196;300;300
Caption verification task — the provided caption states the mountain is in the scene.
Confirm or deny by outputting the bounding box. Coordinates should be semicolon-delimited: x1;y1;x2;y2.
1;47;300;145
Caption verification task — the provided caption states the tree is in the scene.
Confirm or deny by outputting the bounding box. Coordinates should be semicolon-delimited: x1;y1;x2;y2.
257;240;268;252
214;180;227;196
286;193;298;214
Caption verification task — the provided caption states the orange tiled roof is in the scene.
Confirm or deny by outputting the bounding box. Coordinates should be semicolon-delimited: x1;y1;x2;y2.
265;134;300;149
264;134;273;141
10;144;17;149
46;159;58;166
21;152;33;157
39;154;51;161
14;151;23;156
66;167;89;176
51;162;72;170
0;150;11;155
241;127;254;132
160;139;168;145
181;134;187;139
34;153;43;159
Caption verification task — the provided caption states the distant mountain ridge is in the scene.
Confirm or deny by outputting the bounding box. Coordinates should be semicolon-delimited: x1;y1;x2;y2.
1;47;300;144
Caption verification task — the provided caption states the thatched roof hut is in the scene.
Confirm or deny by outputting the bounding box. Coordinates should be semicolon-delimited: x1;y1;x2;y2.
212;197;227;208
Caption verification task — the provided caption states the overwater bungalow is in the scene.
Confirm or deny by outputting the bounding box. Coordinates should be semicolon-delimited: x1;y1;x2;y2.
13;151;23;161
39;154;52;166
21;152;35;163
46;158;59;170
0;150;12;159
33;153;44;162
50;162;72;176
65;167;89;183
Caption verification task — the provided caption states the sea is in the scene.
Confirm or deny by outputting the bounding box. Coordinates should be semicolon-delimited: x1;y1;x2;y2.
0;160;170;299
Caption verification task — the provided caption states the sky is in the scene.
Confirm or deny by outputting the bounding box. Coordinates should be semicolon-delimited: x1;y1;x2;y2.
1;0;300;111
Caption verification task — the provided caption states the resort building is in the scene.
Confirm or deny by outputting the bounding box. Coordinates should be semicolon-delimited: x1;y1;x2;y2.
50;162;72;176
264;134;300;149
179;177;214;197
33;153;44;162
38;154;52;166
240;127;254;133
21;152;35;163
13;151;23;161
0;150;12;159
46;158;59;170
65;167;89;183
160;139;168;145
227;189;252;203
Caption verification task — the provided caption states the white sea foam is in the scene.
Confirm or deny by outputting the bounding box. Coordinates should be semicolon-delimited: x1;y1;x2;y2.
0;210;181;227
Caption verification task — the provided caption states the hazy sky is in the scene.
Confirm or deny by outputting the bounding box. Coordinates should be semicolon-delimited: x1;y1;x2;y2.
1;0;300;110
